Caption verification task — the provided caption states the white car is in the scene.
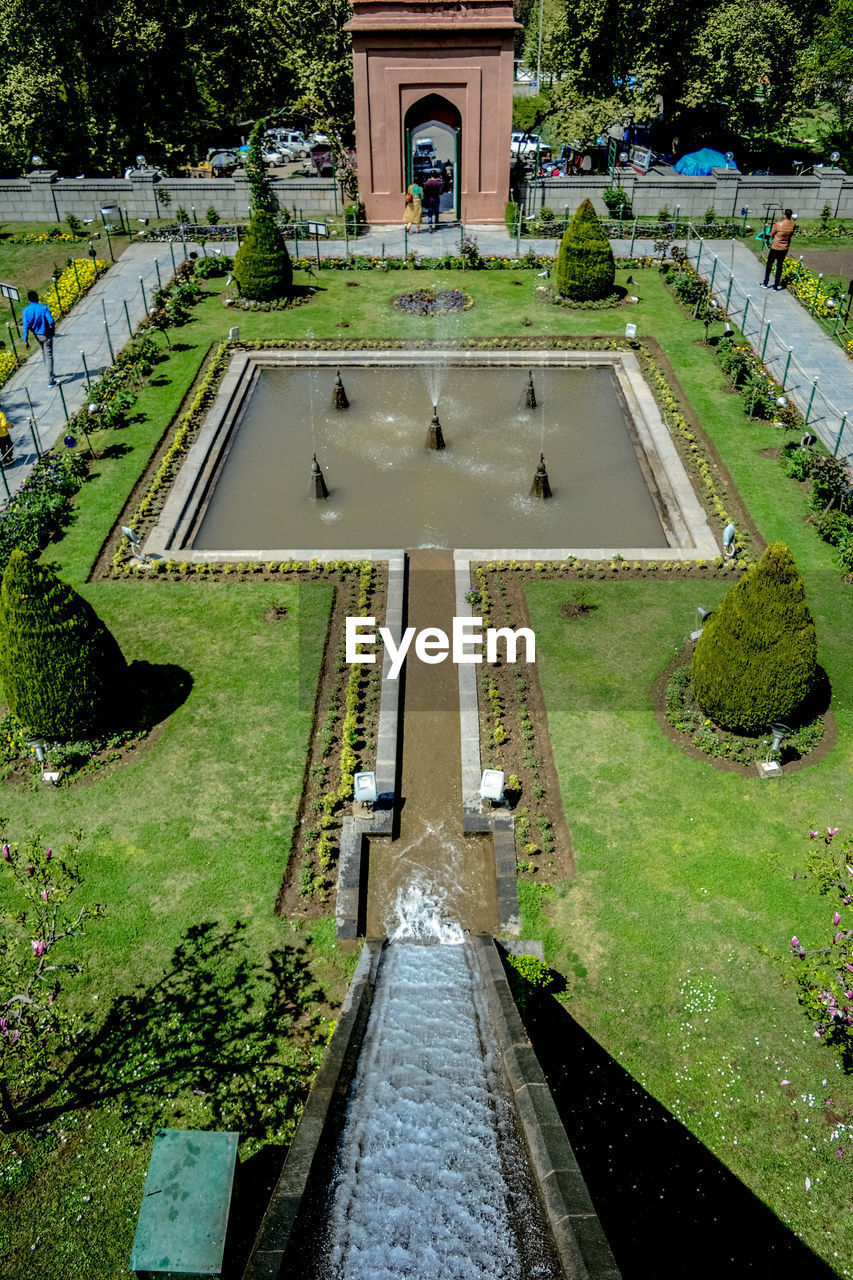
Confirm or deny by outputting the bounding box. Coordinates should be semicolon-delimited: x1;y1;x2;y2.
267;130;310;159
309;132;330;147
510;132;550;159
262;148;291;165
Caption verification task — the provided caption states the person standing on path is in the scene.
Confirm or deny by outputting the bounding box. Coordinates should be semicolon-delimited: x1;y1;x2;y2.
762;209;798;290
0;409;13;464
21;290;56;386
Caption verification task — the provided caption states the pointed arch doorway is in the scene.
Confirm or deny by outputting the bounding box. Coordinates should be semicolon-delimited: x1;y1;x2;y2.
405;96;461;221
345;0;519;225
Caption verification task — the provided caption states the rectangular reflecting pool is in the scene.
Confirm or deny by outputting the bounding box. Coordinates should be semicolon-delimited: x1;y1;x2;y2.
149;350;717;560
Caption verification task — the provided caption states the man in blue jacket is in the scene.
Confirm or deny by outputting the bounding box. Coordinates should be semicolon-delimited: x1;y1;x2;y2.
21;290;56;386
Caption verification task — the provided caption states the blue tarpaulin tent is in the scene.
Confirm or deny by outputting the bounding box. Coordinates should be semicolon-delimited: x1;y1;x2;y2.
674;148;736;175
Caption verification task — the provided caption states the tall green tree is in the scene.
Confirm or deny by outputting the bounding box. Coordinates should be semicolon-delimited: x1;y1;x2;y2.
692;542;818;734
0;551;127;739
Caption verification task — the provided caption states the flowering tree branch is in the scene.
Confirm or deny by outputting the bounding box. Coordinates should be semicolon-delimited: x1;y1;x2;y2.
790;827;853;1060
0;826;103;1127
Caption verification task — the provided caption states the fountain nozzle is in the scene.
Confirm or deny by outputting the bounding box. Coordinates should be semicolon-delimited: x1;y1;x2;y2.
332;369;349;410
426;404;446;450
526;371;537;410
310;452;329;499
530;452;552;499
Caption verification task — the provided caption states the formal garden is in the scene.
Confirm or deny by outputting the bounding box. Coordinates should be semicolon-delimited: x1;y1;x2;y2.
0;181;852;1278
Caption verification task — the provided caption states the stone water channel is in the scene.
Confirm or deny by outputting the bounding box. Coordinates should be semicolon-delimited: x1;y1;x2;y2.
242;548;620;1280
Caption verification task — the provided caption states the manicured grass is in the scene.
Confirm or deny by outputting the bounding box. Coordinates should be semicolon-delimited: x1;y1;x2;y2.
5;258;853;1275
525;522;853;1267
0;580;353;1279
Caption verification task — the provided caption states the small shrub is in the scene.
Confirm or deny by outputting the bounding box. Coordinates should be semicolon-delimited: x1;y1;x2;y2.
692;542;817;732
555;198;615;301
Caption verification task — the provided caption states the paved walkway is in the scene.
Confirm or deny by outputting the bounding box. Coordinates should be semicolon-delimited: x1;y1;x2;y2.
683;238;853;459
5;227;852;504
0;241;186;497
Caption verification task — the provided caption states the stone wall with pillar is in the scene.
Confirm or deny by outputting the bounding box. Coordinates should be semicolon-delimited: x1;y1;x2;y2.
0;171;345;224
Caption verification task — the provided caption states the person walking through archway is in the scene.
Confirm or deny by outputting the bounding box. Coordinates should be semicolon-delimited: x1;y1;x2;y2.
404;180;423;234
762;209;797;291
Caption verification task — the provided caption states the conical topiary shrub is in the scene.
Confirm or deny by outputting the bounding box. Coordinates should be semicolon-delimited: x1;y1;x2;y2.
692;542;817;733
233;210;293;301
555;198;615;301
0;551;127;739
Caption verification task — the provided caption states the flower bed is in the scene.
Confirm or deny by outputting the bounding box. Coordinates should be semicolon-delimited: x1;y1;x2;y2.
391;288;473;316
43;257;108;320
665;662;825;765
0;453;85;574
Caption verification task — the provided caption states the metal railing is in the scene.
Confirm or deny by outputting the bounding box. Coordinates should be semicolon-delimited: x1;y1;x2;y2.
683;229;853;463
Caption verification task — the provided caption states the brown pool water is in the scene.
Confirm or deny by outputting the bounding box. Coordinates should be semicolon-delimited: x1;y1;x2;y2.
192;364;665;550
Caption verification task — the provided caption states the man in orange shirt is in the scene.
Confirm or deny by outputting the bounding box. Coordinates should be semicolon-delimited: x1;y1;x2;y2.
762;208;797;290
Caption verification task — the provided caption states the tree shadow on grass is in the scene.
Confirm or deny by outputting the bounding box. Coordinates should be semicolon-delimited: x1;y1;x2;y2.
7;921;324;1276
126;659;193;732
18;922;322;1151
517;984;839;1279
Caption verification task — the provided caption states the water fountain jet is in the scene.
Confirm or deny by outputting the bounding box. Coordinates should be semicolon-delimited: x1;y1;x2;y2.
530;452;552;499
426;404;446;450
332;369;349;410
310;453;329;499
525;370;537;409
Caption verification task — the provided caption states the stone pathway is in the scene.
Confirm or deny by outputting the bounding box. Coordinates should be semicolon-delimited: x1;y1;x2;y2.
683;238;853;459
0;240;195;498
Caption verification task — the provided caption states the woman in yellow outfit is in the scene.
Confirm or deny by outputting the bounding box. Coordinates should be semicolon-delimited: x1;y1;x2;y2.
0;410;13;464
404;181;423;233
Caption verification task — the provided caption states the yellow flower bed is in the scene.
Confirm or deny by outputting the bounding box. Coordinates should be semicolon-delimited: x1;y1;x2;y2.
42;257;107;320
0;257;108;393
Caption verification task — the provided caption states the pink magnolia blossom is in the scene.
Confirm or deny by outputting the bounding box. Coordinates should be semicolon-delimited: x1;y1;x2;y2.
26;864;34;876
31;939;46;957
40;889;48;902
834;912;842;926
780;1079;791;1086
44;848;51;860
828;827;840;838
809;830;818;839
0;1017;7;1033
838;1148;844;1158
1;844;9;860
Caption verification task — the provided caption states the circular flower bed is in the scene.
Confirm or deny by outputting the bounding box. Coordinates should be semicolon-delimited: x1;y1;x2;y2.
392;288;474;316
665;664;826;765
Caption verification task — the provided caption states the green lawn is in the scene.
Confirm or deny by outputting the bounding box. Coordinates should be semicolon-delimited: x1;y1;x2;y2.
4;259;853;1276
0;580;350;1279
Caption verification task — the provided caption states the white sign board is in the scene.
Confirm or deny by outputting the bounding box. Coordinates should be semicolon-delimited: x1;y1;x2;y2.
0;283;20;301
307;221;328;237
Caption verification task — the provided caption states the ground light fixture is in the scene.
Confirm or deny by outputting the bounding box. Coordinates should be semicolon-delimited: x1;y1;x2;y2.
723;323;734;338
353;771;378;807
121;524;149;563
756;722;790;780
723;521;736;557
480;769;505;805
625;323;637;339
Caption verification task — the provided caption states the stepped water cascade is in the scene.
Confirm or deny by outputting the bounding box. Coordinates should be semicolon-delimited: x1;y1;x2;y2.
316;887;561;1280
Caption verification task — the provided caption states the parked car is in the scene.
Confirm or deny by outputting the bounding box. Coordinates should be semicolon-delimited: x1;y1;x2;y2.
413;138;437;176
262;149;286;165
510;132;551;161
309;132;330;147
267;130;310;159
